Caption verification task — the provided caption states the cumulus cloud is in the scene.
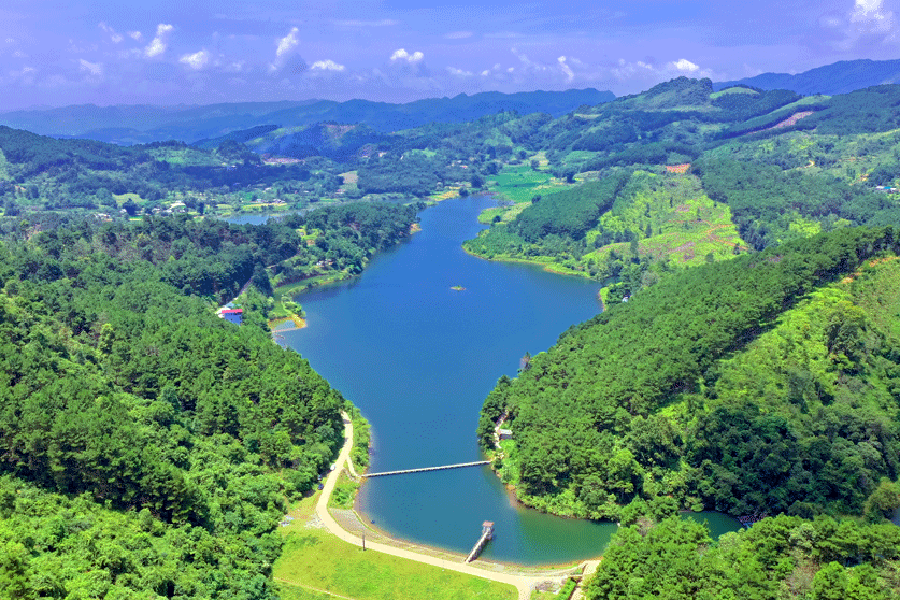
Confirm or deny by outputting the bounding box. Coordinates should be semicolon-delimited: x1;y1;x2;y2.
129;31;142;41
79;59;102;76
851;0;893;32
447;66;473;76
145;24;173;58
311;59;345;71
276;27;300;58
830;0;897;49
612;58;656;79
180;49;210;70
390;48;424;62
268;27;307;74
670;58;700;73
558;56;574;82
98;22;123;43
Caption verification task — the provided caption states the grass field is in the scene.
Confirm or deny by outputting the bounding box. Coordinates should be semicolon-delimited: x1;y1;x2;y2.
274;495;517;600
488;164;563;203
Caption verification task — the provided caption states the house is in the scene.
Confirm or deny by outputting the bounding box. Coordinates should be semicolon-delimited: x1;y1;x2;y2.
498;429;513;440
220;308;243;325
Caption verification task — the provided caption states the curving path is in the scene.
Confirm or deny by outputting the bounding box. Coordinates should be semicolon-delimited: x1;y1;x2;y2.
315;412;576;600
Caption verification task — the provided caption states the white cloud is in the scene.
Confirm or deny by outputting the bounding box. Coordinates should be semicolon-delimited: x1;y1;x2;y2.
835;0;897;49
558;56;574;82
129;31;143;41
311;59;345;71
390;48;424;62
270;28;305;74
447;66;473;76
99;22;123;43
13;50;26;58
79;58;102;76
180;49;210;70
145;24;173;58
670;58;700;73
851;0;893;31
444;31;473;40
276;27;300;58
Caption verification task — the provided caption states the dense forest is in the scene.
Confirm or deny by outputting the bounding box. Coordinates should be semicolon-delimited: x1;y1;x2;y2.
0;202;418;597
478;226;900;521
586;514;900;600
6;72;900;597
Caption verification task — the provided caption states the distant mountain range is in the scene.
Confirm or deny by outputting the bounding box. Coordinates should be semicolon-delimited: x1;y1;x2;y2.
713;58;900;96
5;57;900;148
0;89;614;145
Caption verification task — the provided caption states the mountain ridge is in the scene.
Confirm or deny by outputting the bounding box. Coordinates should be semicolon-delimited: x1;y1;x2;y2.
714;58;900;95
0;88;615;145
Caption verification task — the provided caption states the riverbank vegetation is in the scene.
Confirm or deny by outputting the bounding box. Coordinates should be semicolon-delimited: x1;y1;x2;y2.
0;201;419;596
0;240;348;597
586;514;900;600
478;226;900;521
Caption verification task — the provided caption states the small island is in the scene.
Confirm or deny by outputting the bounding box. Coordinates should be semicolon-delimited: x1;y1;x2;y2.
451;285;467;291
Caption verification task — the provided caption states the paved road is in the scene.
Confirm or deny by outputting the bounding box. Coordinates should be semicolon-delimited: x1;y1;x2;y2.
315;412;573;600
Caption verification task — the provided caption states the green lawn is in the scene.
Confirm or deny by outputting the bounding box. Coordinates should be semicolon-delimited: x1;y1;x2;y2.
488;164;563;203
275;496;517;600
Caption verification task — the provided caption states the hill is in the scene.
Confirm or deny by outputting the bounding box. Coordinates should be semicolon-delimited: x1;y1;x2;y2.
478;227;900;521
0;89;615;145
714;58;900;96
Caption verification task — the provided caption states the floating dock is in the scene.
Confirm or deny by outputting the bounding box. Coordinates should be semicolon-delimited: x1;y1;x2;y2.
363;460;490;477
465;521;494;563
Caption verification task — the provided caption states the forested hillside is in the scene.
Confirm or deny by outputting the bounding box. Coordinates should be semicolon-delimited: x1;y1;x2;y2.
0;203;417;597
0;126;352;215
586;515;900;600
0;243;341;598
478;226;900;521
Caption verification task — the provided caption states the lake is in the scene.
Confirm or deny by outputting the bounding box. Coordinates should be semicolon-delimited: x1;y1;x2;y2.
277;195;739;564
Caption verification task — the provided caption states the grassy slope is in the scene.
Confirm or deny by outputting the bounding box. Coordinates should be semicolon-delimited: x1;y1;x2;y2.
588;172;745;266
274;495;517;600
706;126;900;185
488;164;567;203
468;171;745;282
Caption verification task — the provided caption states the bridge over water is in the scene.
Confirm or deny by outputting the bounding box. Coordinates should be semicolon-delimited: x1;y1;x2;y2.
362;460;490;477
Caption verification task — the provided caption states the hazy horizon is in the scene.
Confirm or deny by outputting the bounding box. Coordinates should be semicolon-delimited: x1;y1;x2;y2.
1;0;899;110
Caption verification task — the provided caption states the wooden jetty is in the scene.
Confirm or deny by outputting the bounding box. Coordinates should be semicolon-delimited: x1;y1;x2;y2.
465;521;494;563
363;460;490;477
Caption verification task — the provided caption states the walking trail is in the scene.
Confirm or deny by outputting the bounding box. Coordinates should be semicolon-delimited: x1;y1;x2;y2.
313;412;582;600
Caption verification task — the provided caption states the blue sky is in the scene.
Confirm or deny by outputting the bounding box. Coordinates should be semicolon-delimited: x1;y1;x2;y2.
1;0;898;109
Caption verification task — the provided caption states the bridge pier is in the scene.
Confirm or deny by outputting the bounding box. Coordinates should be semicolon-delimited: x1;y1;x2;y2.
465;521;494;563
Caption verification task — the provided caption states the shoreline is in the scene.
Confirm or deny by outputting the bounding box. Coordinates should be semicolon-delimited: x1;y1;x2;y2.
313;414;581;600
350;492;593;573
270;212;424;315
461;244;599;281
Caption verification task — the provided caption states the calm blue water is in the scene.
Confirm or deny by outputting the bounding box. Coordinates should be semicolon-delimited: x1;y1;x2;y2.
278;196;739;564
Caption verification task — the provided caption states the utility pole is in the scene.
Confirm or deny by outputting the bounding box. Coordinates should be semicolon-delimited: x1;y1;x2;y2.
362;533;366;551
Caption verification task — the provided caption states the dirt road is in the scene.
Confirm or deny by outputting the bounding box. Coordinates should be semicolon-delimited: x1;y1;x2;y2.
315;413;574;600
